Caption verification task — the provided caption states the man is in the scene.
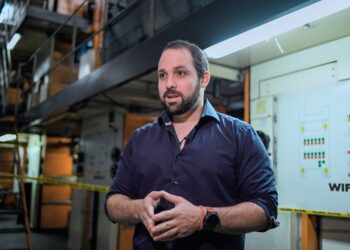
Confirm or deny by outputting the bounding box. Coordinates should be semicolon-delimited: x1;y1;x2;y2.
105;40;278;249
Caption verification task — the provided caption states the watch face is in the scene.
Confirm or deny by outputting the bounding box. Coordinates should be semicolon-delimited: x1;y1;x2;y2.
205;212;220;230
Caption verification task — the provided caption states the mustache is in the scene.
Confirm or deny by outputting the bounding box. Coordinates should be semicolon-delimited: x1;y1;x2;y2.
163;89;183;99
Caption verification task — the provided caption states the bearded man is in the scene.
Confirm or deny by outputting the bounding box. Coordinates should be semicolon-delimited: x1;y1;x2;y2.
105;40;278;250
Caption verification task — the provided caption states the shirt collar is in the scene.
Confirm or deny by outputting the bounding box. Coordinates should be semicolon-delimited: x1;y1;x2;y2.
158;99;220;127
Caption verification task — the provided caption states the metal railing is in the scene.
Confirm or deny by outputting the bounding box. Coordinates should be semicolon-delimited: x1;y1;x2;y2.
18;0;214;111
0;0;29;115
21;0;151;111
22;0;91;110
0;0;29;39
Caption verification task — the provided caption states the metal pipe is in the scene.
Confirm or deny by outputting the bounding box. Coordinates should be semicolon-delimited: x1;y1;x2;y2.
47;36;55;99
91;191;99;250
149;0;155;38
30;55;37;108
0;49;6;114
70;15;77;84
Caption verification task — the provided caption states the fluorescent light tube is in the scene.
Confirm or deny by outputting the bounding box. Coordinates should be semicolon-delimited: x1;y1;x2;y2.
205;0;350;58
0;134;16;142
7;33;21;50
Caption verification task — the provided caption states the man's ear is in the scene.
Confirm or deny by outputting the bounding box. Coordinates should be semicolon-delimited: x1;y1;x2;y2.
200;71;211;88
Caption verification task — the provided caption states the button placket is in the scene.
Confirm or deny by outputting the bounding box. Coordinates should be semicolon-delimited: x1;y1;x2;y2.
171;154;181;188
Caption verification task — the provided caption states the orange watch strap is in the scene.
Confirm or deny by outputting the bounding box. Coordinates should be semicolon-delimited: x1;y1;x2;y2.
198;205;207;230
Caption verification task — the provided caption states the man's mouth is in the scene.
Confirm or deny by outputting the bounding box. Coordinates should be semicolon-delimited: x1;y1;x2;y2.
166;94;179;99
164;90;182;100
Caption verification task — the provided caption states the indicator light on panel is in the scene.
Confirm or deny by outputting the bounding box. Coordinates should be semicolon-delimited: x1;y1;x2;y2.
324;167;329;174
323;123;328;129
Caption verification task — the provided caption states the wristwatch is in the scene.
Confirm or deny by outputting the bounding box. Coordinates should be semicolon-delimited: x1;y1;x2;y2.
203;207;220;231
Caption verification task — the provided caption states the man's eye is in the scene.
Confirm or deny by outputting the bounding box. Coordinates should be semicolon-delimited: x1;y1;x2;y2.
158;73;166;79
177;71;185;77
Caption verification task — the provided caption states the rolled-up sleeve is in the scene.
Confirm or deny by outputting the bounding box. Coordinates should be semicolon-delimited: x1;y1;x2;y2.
105;132;138;221
237;125;278;231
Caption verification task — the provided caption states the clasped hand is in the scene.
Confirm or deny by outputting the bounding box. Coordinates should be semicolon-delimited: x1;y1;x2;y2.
137;190;202;241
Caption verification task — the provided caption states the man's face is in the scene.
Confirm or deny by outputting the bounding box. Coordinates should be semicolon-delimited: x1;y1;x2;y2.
158;48;201;116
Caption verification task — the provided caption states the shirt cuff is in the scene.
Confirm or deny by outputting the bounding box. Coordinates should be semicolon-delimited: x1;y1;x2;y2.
251;199;279;232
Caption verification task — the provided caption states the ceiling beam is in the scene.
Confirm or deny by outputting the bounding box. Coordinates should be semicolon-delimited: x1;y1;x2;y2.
21;0;316;125
26;5;90;31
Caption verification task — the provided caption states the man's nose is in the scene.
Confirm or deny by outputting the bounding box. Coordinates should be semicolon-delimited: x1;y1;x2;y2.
165;76;176;89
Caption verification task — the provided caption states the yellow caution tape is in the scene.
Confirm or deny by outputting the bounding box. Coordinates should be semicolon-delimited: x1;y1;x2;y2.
278;207;350;218
3;172;349;217
0;172;109;193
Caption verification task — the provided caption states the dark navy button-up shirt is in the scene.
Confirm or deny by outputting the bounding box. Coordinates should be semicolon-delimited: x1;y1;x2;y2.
106;100;278;250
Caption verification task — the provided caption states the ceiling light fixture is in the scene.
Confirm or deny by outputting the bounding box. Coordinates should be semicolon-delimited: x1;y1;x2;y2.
7;33;22;50
205;0;350;58
0;134;16;142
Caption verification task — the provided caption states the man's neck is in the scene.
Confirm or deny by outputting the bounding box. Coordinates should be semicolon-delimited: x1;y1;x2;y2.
172;100;204;124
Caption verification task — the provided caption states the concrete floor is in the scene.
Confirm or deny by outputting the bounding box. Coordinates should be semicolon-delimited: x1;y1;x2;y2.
0;213;70;250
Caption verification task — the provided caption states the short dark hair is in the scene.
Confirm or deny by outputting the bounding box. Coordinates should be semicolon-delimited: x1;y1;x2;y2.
162;40;209;78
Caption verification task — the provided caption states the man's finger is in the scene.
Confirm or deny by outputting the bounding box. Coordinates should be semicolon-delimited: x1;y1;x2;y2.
144;192;162;217
153;226;179;241
141;212;155;233
161;191;182;205
145;202;155;218
148;191;165;201
153;209;174;222
153;198;161;208
151;219;174;236
144;216;155;231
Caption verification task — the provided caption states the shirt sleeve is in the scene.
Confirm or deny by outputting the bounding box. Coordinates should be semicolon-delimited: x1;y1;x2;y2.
106;132;138;200
104;131;138;222
237;125;279;231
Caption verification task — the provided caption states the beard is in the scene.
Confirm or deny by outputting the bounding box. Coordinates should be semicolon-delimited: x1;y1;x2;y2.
161;81;201;116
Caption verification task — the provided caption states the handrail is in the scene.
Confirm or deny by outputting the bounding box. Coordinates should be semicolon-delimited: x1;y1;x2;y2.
16;0;195;113
26;0;143;71
0;0;29;38
38;0;144;80
26;0;89;63
20;0;148;104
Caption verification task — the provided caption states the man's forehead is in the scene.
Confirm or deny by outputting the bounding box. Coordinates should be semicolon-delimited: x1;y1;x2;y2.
158;48;194;69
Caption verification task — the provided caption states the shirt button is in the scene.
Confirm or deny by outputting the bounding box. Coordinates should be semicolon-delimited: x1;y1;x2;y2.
174;180;179;185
